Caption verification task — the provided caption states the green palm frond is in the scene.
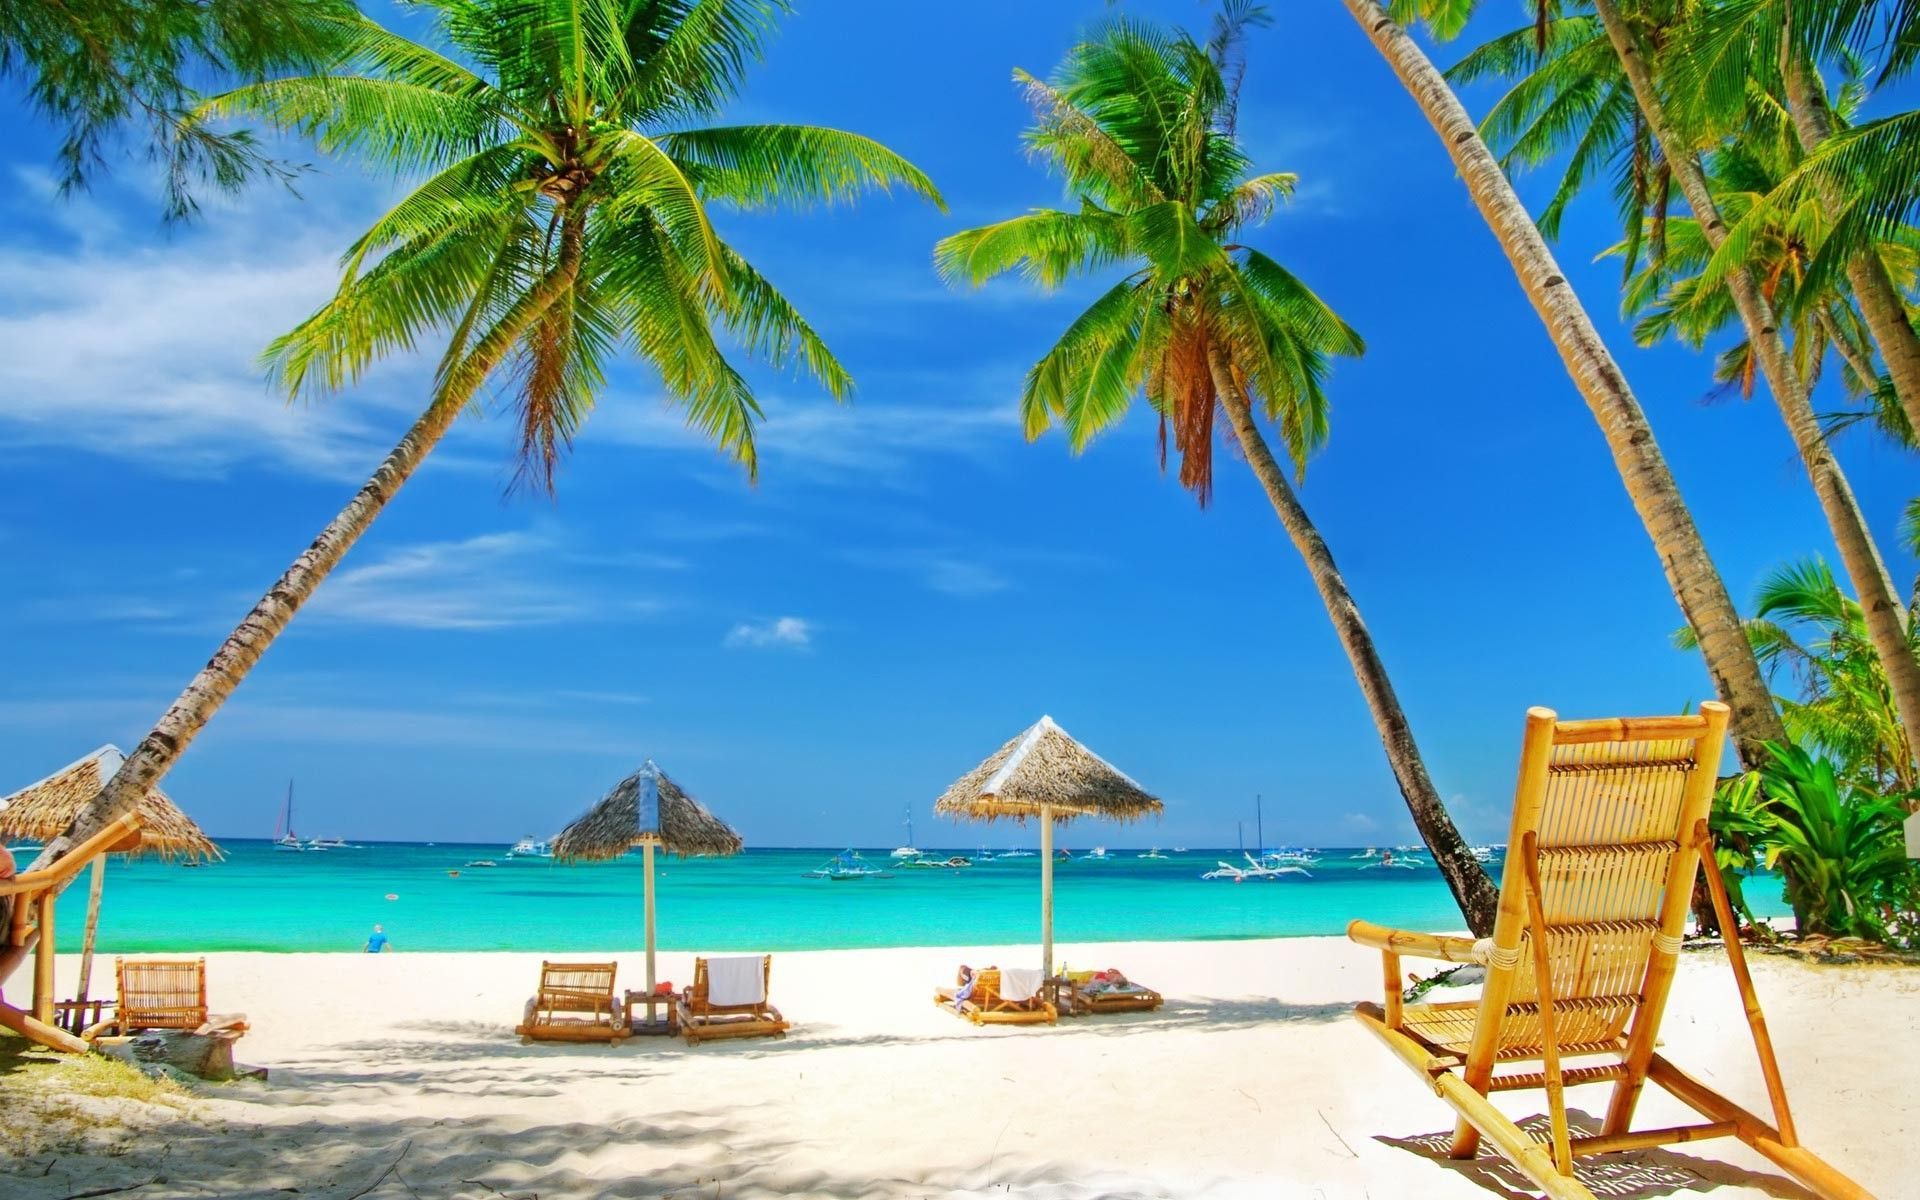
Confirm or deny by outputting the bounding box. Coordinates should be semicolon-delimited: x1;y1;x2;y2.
662;124;944;210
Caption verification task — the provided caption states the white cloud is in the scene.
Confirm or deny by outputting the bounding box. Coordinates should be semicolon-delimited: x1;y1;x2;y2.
724;616;812;650
588;392;1021;483
0;228;424;481
305;531;602;631
841;548;1009;596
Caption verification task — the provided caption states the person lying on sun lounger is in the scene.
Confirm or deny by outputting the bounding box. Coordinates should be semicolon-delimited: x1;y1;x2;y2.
951;965;977;1012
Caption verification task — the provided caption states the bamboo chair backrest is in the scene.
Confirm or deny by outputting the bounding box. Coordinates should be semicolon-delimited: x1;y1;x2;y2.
536;961;618;1013
687;955;772;1014
1470;704;1730;1061
117;957;208;1030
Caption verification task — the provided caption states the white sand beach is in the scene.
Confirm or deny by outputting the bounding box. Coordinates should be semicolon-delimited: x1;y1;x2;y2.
6;936;1917;1200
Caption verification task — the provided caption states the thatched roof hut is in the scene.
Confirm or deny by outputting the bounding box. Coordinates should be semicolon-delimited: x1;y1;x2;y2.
552;759;742;861
0;745;220;861
934;716;1164;824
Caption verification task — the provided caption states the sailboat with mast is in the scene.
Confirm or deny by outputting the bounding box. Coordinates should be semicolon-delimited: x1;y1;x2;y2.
272;780;306;852
890;807;920;859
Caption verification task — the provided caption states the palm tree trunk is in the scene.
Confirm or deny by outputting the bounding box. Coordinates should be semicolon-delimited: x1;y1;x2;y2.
1338;0;1789;768
1593;0;1920;780
1210;353;1499;936
1815;306;1883;396
1779;43;1920;438
19;266;579;892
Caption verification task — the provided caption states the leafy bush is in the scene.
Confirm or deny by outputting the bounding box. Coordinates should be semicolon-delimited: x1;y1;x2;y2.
1712;742;1920;945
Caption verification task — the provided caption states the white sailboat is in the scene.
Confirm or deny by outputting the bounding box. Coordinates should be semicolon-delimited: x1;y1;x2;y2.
272;781;305;851
891;807;920;859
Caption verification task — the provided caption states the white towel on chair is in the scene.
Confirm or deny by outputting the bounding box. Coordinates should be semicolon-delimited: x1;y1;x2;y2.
1000;967;1042;1003
706;956;765;1006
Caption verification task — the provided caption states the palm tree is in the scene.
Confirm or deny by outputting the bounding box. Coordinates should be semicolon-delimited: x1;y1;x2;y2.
937;7;1499;932
1683;559;1918;794
1577;0;1920;781
1670;0;1920;436
24;0;941;881
1340;0;1789;766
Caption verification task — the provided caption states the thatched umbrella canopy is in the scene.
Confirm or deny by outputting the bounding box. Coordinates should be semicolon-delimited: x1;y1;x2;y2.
934;716;1164;976
552;759;742;860
0;745;220;862
1;745;223;1020
551;760;741;1029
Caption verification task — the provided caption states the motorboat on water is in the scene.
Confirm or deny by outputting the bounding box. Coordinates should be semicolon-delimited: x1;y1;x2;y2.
897;852;972;869
996;848;1036;859
307;836;352;850
805;850;892;880
1081;846;1111;861
464;859;499;868
1257;847;1319;868
507;836;554;859
1203;852;1312;882
1470;844;1501;864
1137;848;1169;859
1350;847;1379;859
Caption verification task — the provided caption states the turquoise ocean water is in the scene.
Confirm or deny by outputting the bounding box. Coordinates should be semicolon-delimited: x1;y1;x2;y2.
14;841;1790;954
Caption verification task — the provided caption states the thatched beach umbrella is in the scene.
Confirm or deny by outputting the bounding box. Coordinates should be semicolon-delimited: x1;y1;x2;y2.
552;759;741;1023
934;716;1163;977
0;745;222;1020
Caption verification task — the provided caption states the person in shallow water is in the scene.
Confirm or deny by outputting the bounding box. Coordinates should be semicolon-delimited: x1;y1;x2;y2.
365;924;391;953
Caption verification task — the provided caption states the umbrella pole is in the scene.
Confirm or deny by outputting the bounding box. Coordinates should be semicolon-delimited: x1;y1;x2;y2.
1039;805;1054;978
643;840;658;1018
74;857;106;1027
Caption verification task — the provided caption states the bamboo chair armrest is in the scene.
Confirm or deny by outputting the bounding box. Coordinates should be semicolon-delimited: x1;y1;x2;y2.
1347;920;1482;964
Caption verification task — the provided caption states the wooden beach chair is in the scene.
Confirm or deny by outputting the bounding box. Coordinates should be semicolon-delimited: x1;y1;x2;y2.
678;955;788;1045
934;967;1057;1025
515;961;630;1044
1062;968;1163;1016
1348;703;1871;1200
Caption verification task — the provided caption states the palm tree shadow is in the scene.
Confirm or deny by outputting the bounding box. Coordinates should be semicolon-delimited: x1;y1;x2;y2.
1379;1110;1816;1200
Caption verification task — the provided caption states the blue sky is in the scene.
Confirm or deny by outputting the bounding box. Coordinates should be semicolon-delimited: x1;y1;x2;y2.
0;1;1912;850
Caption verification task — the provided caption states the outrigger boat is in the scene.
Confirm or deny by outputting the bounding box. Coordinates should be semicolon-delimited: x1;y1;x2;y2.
1359;848;1417;870
1202;852;1312;882
805;850;892;880
1136;847;1169;859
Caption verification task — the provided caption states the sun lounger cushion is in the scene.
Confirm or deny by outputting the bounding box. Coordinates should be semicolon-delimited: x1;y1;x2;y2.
705;955;766;1006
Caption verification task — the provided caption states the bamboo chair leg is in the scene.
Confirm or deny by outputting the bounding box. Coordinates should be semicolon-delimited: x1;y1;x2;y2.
1521;831;1574;1176
1695;822;1798;1146
1381;950;1402;1028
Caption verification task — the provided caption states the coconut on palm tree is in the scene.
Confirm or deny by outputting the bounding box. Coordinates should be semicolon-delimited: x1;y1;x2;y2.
1341;0;1789;766
935;6;1498;933
23;0;942;881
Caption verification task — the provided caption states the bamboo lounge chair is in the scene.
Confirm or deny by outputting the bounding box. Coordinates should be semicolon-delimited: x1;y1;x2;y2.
516;961;631;1044
1348;703;1872;1200
934;966;1057;1025
1061;968;1163;1016
678;955;787;1045
0;814;142;1053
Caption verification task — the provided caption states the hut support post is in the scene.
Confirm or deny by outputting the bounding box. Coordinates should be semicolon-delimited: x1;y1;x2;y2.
33;890;55;1024
1040;805;1054;978
643;839;658;1000
76;856;106;1010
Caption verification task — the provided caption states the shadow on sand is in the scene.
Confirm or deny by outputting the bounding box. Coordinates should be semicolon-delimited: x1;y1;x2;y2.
1378;1110;1815;1200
